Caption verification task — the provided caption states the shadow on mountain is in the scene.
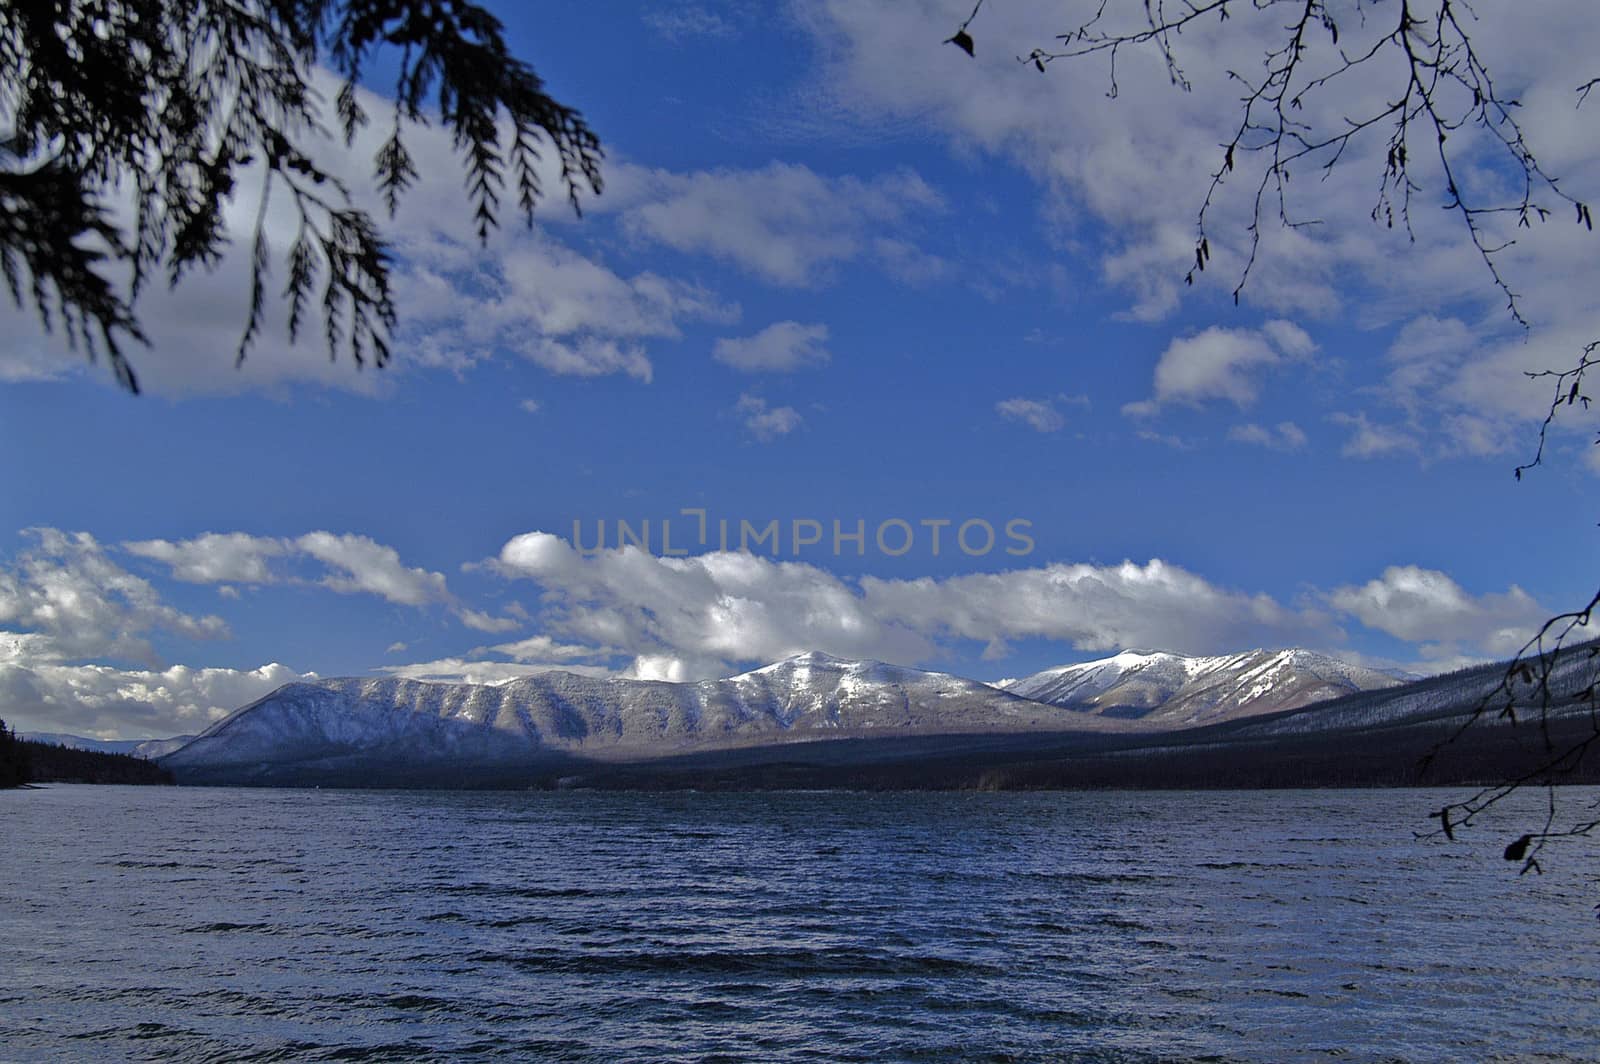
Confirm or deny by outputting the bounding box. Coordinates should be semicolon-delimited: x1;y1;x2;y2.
160;646;1600;791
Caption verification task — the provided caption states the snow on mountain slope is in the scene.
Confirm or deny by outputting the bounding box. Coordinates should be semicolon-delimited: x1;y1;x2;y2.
999;648;1402;726
1226;646;1600;738
163;651;1136;776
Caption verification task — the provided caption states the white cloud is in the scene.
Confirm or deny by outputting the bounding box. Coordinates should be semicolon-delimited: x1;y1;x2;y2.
482;530;1563;678
489;531;934;679
128;530;452;608
618;162;944;286
0;660;310;739
374;632;616;685
1228;421;1308;451
862;559;1333;657
0;73;739;395
735;393;804;440
0;339;78;384
394;230;737;383
456;608;525;634
0;529;229;665
1260;320;1316;359
0;530;306;737
295;532;449;607
799;2;1600;459
484;531;1338;678
375;656;618;685
1152;328;1286;406
714;321;832;372
1131;321;1312;412
125;532;287;584
123;529;518;630
1328;566;1552;658
2;526;1560;733
1328;412;1421;459
995;397;1065;432
1384;314;1479;410
477;634;606;662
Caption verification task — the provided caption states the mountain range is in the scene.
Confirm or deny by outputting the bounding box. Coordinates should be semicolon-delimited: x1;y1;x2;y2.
161;651;1129;783
145;644;1600;788
997;648;1405;726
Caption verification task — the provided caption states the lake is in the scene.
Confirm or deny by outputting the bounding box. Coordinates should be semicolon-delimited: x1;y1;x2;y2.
3;785;1597;1061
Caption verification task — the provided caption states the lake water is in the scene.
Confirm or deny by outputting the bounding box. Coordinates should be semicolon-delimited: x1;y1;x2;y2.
3;785;1598;1062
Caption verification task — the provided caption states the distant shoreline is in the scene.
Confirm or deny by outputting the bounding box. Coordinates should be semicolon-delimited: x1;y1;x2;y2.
158;711;1600;793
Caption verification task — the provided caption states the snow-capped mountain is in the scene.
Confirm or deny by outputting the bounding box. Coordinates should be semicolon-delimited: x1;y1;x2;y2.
155;643;1600;789
996;648;1402;727
22;732;195;759
162;651;1135;780
1228;645;1599;738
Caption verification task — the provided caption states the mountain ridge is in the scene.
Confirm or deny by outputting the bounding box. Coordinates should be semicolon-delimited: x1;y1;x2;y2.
21;732;195;760
161;651;1136;782
995;647;1404;726
153;641;1600;790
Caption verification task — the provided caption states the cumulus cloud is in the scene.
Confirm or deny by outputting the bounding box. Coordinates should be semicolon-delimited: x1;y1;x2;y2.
488;531;934;678
125;532;287;584
296;532;449;607
1128;321;1313;412
0;72;737;394
3;526;1561;732
0;529;229;665
713;321;832;372
618;162;944;286
798;2;1600;457
0;530;309;737
128;531;450;607
735;393;804;440
481;531;1563;678
861;559;1332;657
1327;566;1553;658
996;396;1066;432
456;609;525;634
123;530;520;631
372;632;617;686
393;230;737;383
0;660;311;739
482;531;1340;678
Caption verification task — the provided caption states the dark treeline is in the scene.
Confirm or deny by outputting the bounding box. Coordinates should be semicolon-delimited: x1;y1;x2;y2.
163;713;1600;792
554;716;1600;792
0;719;173;786
0;718;29;787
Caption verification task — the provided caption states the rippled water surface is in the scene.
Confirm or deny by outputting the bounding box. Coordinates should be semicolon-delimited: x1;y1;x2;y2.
3;785;1598;1062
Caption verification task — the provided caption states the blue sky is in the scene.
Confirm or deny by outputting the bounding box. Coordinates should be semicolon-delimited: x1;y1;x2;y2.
3;0;1598;737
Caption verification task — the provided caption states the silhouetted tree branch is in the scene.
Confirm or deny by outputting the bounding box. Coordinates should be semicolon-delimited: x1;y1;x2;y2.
0;0;603;392
949;0;1600;874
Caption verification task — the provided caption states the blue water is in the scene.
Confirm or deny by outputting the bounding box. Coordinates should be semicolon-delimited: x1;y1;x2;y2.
3;785;1598;1062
